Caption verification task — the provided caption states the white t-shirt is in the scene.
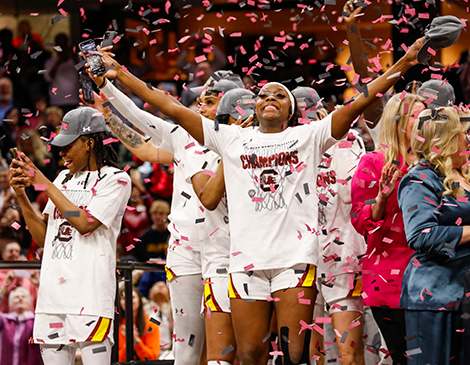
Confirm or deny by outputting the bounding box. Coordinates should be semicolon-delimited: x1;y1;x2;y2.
315;129;367;278
202;114;337;272
101;82;205;274
185;149;230;279
38;166;131;318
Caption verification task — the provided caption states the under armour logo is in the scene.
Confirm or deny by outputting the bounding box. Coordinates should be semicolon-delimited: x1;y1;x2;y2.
83;126;91;132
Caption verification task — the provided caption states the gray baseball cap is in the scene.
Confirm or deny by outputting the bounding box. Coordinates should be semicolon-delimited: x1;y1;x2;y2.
191;70;244;96
292;86;323;119
50;107;107;147
417;80;455;108
417;15;463;65
216;88;256;121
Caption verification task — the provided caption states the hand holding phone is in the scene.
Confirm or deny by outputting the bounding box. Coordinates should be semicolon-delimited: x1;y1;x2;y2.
80;72;95;104
78;39;106;76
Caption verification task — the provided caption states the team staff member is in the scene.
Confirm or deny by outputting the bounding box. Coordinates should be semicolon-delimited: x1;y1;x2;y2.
9;107;131;365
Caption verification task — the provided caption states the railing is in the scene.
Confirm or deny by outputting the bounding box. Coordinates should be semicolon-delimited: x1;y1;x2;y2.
0;260;173;365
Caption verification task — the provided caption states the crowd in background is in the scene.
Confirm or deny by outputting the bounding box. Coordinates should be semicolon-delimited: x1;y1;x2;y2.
0;3;470;364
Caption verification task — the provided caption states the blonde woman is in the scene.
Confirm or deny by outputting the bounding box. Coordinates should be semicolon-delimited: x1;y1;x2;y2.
350;93;426;364
397;107;470;365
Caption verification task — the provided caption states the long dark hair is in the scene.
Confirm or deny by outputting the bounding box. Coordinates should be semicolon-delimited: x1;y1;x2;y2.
61;131;120;187
118;286;146;338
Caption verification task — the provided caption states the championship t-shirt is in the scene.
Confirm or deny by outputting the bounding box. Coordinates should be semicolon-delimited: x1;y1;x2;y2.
38;166;131;318
202;114;337;272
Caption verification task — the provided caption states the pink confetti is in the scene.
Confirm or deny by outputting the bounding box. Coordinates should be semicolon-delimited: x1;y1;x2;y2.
456;217;462;226
230;32;242;37
11;222;21;230
29;168;35;177
315;317;332;324
244;263;254;271
209;227;219;236
381;186;390;195
348;320;361;329
313;324;325;335
234;105;246;116
414;134;425;143
117;180;128;185
58;8;67;16
202;169;216;178
231;251;242;257
34;184;46;191
165;0;171;14
252;196;263;203
457;197;468;203
103;138;119;145
49;322;63;328
299;298;311;305
60;121;69;130
185;142;195;150
194;55;207;64
126;244;135;251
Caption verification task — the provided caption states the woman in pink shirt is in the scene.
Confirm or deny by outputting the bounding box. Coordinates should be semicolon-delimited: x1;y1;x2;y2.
351;93;425;365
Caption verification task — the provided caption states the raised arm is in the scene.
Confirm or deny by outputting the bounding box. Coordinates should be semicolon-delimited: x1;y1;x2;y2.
330;37;424;139
80;90;174;165
86;50;205;144
9;164;48;247
343;0;383;126
11;154;102;236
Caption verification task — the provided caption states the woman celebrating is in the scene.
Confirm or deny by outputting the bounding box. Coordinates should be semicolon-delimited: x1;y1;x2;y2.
118;286;160;361
398;107;470;364
92;37;423;364
9;106;131;365
350;93;426;364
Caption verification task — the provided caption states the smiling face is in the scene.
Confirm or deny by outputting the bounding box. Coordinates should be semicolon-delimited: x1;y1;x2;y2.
256;84;292;131
197;90;221;120
10;289;30;315
451;128;470;168
404;101;426;143
59;136;95;174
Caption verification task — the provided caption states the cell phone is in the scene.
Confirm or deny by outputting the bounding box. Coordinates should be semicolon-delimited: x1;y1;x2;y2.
78;39;106;76
80;72;95;104
101;31;118;48
9;147;18;161
352;0;367;9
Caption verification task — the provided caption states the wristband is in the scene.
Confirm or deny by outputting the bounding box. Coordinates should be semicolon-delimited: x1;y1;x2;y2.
98;79;107;89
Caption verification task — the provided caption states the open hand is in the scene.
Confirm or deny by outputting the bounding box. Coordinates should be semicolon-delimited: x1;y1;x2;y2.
377;165;399;203
235;114;254;128
343;0;365;23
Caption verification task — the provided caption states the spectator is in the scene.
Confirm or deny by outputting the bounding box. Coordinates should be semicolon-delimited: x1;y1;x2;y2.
12;21;43;49
44;34;80;114
117;180;153;260
0;29;16;77
118;286;160;361
0;77;14;123
27;95;48;130
143;281;173;360
179;60;212;107
0;241;39;313
0;287;43;365
135;199;170;262
16;130;56;200
0;159;15;211
3;106;27;145
0;208;25;251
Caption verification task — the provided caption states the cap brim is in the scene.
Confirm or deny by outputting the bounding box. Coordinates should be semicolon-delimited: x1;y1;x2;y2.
189;86;205;95
417;37;432;65
229;109;255;121
50;133;80;147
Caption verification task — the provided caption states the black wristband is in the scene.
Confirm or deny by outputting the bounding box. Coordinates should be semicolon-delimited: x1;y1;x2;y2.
98;79;107;89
